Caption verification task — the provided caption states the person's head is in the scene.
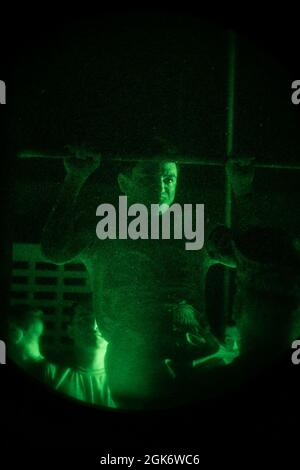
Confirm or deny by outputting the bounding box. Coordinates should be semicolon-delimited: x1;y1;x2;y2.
67;296;106;352
117;137;180;210
8;305;44;347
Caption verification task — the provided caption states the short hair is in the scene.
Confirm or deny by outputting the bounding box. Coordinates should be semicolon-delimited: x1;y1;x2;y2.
68;294;94;324
71;293;92;309
117;136;181;176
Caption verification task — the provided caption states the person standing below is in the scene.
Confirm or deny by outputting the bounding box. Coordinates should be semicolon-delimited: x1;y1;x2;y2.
7;300;115;408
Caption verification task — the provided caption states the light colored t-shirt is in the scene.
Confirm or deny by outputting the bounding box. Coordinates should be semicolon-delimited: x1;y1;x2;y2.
38;360;116;408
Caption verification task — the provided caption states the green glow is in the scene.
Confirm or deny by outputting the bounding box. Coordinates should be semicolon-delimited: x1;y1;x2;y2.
11;21;300;412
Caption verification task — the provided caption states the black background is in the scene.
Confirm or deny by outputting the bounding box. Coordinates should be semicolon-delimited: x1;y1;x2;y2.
1;4;300;462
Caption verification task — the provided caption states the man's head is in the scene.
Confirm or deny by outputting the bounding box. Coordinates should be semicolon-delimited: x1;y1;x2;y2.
118;161;178;209
8;305;44;347
67;297;107;352
117;138;180;210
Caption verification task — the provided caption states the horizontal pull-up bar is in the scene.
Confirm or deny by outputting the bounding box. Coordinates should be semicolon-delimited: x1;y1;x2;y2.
17;150;300;171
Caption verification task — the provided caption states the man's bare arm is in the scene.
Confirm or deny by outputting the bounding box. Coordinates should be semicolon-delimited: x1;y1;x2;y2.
41;145;101;264
227;157;257;233
206;158;256;268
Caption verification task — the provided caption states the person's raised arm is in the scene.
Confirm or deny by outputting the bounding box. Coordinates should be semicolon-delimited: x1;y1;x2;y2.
206;158;256;268
226;157;257;233
41;144;101;264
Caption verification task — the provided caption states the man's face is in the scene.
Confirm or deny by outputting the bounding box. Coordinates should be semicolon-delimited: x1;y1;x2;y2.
118;161;178;209
68;305;106;351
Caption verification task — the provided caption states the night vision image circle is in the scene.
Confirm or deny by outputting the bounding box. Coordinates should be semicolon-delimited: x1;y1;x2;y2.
6;14;300;411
